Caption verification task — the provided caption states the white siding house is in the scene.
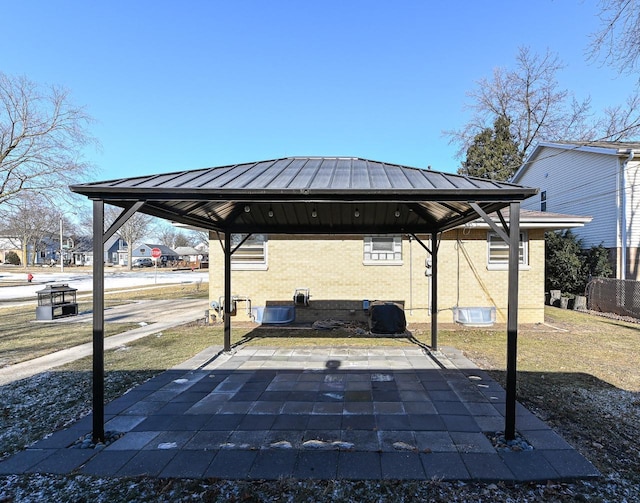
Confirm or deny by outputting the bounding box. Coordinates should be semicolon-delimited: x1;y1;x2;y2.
512;141;640;279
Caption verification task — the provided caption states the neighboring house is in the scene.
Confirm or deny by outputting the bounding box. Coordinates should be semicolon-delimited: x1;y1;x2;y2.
70;236;93;266
104;234;128;265
131;244;178;265
513;141;640;280
208;210;590;325
63;235;127;266
174;246;204;264
194;242;209;254
0;237;21;264
0;235;67;266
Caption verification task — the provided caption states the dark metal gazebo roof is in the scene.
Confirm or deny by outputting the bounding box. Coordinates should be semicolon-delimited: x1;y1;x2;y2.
71;157;537;234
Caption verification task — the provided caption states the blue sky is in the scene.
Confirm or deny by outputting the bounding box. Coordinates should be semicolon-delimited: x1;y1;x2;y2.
3;0;637;180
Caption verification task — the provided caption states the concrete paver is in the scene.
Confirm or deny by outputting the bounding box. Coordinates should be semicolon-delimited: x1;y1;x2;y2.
0;345;601;482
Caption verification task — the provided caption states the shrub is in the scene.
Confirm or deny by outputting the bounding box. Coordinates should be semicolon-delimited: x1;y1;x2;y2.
4;251;21;265
545;231;613;295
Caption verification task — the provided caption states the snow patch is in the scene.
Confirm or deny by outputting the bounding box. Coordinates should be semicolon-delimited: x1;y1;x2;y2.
302;439;354;450
269;440;293;449
371;373;394;382
393;441;418;452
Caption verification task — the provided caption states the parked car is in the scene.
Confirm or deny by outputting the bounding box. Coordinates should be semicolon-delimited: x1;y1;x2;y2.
132;257;153;268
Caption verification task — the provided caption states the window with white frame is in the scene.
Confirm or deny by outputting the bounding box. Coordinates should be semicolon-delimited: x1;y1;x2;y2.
363;236;402;264
487;231;528;268
231;234;268;270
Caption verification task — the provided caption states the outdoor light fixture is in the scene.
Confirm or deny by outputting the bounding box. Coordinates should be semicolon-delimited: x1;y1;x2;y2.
394;208;401;218
244;205;251;213
354;208;360;218
311;208;317;218
268;208;274;217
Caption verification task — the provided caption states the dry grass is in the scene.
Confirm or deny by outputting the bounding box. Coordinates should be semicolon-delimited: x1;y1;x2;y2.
0;283;207;367
0;303;139;367
430;307;640;392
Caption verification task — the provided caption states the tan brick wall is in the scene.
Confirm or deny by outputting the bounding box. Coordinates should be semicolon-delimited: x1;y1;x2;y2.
208;229;545;325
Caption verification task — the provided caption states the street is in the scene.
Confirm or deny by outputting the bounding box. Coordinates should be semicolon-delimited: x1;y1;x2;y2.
0;268;209;302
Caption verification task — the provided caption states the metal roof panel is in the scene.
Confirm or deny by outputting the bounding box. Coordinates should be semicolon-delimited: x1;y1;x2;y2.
70;156;538;234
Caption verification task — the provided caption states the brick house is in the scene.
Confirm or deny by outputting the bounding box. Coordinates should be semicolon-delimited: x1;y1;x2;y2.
208;210;590;325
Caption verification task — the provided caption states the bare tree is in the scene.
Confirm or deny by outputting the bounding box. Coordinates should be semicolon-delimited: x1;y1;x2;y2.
0;72;96;206
600;90;640;140
589;0;640;75
0;193;64;267
445;47;600;161
174;233;192;248
105;205;152;270
191;229;212;248
156;225;180;249
155;224;192;249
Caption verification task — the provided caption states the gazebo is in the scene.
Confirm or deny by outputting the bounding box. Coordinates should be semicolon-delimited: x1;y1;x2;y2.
70;156;538;443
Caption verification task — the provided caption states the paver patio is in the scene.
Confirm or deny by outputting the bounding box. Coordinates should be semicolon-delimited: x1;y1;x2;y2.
0;345;600;482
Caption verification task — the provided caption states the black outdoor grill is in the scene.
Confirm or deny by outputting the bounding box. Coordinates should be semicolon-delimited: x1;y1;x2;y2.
36;284;78;320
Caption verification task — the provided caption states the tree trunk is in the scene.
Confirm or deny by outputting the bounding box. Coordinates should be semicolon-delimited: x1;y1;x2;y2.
22;243;28;268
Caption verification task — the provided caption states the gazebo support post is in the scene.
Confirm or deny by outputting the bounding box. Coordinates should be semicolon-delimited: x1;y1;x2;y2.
431;231;438;350
505;202;520;440
224;232;231;352
92;200;105;443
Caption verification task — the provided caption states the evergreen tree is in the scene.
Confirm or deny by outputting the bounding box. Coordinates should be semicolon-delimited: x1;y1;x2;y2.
581;243;613;285
545;231;614;295
545;230;583;293
459;115;523;181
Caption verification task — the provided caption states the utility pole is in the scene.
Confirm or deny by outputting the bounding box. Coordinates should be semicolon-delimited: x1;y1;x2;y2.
60;217;64;273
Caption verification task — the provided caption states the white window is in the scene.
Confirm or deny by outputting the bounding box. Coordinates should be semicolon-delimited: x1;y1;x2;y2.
487;231;528;269
231;234;267;270
364;236;402;265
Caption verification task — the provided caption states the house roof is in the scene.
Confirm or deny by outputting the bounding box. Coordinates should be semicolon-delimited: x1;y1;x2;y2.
470;209;592;230
513;141;640;182
539;140;640;152
139;244;177;255
70;157;538;235
173;246;200;256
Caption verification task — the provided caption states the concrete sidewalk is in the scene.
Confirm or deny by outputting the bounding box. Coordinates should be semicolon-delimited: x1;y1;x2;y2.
0;299;206;386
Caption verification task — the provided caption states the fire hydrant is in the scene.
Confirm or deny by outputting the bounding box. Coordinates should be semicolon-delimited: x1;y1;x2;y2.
27;273;33;283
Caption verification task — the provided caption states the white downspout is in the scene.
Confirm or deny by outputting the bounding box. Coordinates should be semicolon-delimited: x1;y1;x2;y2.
621;150;634;280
